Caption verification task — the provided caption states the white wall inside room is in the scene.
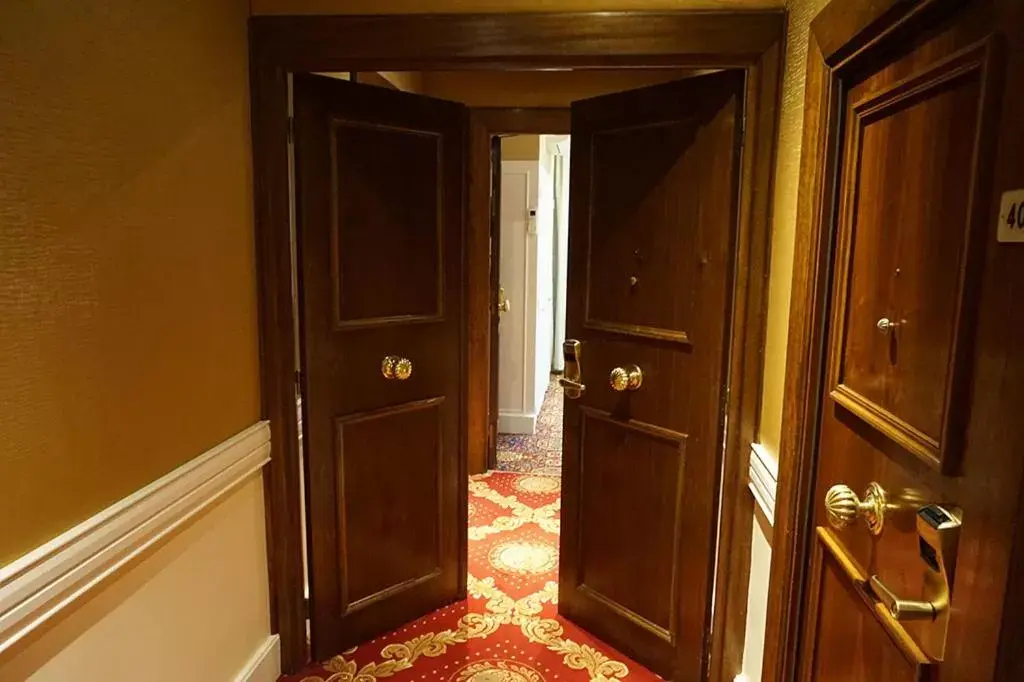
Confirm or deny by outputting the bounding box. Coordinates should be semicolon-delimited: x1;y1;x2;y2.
497;136;569;435
497;148;540;434
551;137;571;372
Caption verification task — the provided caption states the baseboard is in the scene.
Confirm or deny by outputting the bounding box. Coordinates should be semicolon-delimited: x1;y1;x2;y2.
748;442;778;527
0;421;272;656
234;634;281;682
498;411;537;435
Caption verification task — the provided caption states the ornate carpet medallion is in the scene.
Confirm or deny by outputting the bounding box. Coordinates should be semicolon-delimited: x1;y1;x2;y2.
284;473;658;682
449;659;544;682
488;541;558;575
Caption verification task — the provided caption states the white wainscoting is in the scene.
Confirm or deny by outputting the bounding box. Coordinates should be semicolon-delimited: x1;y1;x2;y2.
748;441;779;525
0;421;271;658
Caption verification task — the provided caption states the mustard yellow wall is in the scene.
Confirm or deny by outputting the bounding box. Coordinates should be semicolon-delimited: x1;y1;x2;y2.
502;136;541;161
251;0;781;13
0;0;259;564
757;0;830;457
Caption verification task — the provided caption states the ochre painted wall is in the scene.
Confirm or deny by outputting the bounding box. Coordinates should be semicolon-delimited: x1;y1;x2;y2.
251;0;781;14
501;136;541;161
0;0;259;565
757;0;831;458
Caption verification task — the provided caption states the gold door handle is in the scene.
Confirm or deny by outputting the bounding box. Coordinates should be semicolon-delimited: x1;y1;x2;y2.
825;482;889;535
609;365;643;392
381;355;412;381
497;287;511;313
558;339;586;399
869;575;944;622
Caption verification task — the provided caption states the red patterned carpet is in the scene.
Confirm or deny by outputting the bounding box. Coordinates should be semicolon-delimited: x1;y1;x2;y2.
495;377;564;476
283;472;659;682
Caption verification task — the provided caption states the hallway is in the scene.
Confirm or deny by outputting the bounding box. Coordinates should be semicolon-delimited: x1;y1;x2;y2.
284;472;658;682
496;377;564;476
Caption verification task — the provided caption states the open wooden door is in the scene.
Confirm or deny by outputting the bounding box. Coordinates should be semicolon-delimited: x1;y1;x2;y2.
787;1;1024;680
558;71;745;681
293;74;467;660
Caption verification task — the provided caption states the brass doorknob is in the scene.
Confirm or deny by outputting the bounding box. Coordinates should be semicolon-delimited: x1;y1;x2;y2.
825;482;889;535
609;364;643;392
381;355;412;380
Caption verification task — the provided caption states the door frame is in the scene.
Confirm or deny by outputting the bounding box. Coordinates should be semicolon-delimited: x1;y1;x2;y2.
761;1;1021;680
467;107;571;475
248;11;784;675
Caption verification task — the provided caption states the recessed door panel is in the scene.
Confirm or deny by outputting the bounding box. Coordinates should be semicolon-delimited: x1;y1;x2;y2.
830;42;996;471
335;398;444;610
577;408;686;640
331;121;443;327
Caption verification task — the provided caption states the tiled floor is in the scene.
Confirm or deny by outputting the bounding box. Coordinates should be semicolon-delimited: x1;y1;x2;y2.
495;377;563;477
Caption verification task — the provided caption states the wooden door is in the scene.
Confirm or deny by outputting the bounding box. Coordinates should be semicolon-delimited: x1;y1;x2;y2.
793;2;1024;680
293;74;467;660
559;71;745;681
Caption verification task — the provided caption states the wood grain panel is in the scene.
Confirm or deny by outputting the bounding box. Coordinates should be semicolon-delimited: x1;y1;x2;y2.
799;528;933;682
335;398;445;611
330;120;443;327
583;114;712;347
576;408;687;640
828;39;997;472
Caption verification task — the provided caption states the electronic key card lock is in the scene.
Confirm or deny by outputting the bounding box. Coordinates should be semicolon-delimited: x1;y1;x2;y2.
869;504;962;661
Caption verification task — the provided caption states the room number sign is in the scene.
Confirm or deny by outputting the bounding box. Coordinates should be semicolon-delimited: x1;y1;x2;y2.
999;189;1024;243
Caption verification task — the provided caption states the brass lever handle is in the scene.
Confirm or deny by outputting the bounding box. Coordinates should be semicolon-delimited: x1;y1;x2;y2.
870;575;944;622
559;339;586;399
609;365;643;392
824;482;889;535
497;287;511;314
381;355;412;381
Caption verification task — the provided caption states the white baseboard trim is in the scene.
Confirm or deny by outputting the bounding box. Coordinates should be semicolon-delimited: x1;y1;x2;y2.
234;634;281;682
0;421;271;656
748;442;779;527
498;411;537;435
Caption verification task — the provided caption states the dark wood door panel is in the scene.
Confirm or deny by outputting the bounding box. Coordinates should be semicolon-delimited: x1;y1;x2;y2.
330;120;444;326
295;74;467;660
800;529;933;682
335;398;446;611
829;37;1000;472
792;2;1018;679
560;70;744;681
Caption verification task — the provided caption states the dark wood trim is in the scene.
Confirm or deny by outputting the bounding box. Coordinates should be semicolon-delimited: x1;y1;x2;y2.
761;2;979;681
709;34;783;682
249;11;784;675
250;54;309;672
250;12;784;71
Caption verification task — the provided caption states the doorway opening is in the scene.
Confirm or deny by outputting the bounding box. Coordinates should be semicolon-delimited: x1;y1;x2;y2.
249;12;784;679
494;134;570;478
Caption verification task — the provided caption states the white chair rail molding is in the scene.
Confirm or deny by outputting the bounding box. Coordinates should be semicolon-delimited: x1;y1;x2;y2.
0;422;276;682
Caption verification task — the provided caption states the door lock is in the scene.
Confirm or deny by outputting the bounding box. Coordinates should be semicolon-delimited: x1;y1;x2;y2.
869;504;962;661
559;340;585;399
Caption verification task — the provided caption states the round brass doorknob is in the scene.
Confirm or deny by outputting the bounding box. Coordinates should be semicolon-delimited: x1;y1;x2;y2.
609;364;643;392
825;482;888;535
381;355;412;381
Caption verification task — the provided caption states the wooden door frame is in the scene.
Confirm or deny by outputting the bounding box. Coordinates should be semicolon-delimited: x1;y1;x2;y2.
760;1;1021;680
468;108;572;475
248;11;784;675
